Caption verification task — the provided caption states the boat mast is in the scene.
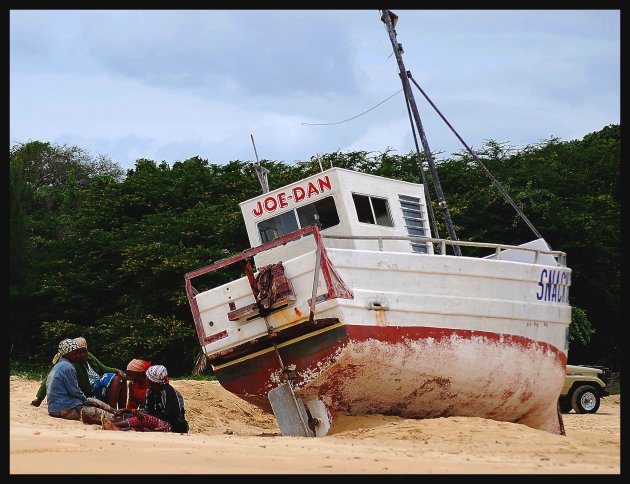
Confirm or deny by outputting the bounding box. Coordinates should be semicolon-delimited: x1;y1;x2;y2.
380;10;461;256
251;134;270;194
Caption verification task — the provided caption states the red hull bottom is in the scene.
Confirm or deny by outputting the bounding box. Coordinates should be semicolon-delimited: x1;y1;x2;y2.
214;324;566;435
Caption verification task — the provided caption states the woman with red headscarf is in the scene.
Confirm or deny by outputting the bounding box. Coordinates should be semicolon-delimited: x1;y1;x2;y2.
124;359;151;415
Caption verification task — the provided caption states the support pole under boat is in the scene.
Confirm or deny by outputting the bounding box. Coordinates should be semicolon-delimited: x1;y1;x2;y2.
264;330;312;437
380;10;462;256
245;254;315;437
261;308;314;437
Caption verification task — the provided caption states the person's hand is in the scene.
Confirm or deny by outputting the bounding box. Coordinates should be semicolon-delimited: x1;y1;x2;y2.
113;408;129;417
115;369;126;379
30;397;43;407
136;409;146;420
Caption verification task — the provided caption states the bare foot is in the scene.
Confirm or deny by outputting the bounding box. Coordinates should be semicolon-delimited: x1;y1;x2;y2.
102;416;120;431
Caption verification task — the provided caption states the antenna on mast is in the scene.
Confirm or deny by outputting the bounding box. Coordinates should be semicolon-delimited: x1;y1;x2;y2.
250;134;269;194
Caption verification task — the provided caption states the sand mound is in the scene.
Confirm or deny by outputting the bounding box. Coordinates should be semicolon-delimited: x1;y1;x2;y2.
170;379;279;435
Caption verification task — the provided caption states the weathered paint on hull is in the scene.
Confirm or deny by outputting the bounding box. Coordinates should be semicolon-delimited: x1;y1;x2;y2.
214;323;349;411
214;324;566;434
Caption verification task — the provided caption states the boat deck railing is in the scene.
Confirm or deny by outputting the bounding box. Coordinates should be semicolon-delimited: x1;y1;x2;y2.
321;234;568;267
185;225;354;346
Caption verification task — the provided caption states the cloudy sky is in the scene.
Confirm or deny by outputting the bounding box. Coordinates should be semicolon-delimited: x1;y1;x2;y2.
10;9;620;171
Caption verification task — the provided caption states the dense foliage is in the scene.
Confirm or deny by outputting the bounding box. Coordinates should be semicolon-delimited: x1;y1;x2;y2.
9;125;620;375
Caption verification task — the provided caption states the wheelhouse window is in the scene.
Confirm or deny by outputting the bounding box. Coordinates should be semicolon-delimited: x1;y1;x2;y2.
258;211;298;244
352;194;393;227
257;196;340;244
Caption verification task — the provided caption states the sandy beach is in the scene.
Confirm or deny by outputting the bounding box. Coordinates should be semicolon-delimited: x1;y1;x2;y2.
9;375;620;474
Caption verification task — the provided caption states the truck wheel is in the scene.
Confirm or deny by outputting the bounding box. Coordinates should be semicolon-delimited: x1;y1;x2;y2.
558;396;572;413
570;385;600;414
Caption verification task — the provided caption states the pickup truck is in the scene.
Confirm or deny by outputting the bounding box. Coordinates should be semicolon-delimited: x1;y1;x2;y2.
559;364;610;414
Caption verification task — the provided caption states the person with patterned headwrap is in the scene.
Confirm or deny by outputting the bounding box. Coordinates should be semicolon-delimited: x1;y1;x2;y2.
102;364;189;433
32;337;127;410
44;338;118;424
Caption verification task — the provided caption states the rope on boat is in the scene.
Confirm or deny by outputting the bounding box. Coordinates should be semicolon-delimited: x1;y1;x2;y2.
301;89;403;127
407;72;544;242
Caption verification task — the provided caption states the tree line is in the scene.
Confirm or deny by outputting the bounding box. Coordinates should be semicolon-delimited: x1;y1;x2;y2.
9;124;620;375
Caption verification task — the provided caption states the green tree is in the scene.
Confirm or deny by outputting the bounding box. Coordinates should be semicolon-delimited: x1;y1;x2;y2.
9;126;619;374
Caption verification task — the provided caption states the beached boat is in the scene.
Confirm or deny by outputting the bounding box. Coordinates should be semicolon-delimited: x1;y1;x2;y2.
184;10;571;437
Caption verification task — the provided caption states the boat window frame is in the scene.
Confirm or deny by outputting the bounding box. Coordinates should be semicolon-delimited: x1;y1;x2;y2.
256;195;341;244
351;192;394;228
257;210;299;244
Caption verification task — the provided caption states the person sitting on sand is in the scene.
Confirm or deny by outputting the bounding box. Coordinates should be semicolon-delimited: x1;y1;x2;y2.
102;364;189;433
120;358;151;416
45;338;118;425
75;337;127;409
32;336;127;410
31;338;93;407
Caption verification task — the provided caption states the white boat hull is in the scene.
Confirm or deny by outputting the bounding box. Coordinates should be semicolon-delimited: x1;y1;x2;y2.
191;244;570;435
